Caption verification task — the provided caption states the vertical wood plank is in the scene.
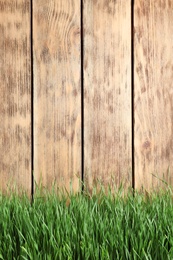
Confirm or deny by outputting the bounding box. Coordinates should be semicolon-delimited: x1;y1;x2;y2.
84;0;132;192
33;0;81;191
0;0;31;194
134;0;173;190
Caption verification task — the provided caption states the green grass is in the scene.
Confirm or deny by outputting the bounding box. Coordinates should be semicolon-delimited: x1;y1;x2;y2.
0;186;173;259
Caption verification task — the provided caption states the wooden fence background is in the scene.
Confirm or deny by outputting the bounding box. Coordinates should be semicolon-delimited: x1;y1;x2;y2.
0;0;173;195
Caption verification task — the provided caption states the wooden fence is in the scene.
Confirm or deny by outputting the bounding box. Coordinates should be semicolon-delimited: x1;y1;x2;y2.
0;0;173;195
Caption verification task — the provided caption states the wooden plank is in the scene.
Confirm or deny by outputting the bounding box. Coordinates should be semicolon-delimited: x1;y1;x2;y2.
134;0;173;190
83;0;132;192
33;0;81;191
0;0;31;194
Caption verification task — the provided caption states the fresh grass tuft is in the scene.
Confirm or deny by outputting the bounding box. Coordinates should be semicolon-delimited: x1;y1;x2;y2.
0;186;173;259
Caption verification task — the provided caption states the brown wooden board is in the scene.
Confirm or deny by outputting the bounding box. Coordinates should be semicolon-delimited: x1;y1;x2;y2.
83;0;132;192
134;0;173;190
0;0;31;194
33;0;81;191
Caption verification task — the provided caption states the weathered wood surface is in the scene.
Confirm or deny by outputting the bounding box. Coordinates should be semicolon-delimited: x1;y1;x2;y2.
134;0;173;190
83;0;132;192
0;0;31;194
33;0;81;191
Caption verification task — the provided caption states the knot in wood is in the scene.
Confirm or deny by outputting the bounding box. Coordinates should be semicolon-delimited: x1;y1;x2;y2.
143;140;151;149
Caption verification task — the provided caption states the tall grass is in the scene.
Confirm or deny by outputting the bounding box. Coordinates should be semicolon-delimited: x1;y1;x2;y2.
0;186;173;259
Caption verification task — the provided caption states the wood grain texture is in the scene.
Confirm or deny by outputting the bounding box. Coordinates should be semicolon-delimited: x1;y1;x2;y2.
134;0;173;190
84;0;132;192
33;0;81;191
0;0;31;194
